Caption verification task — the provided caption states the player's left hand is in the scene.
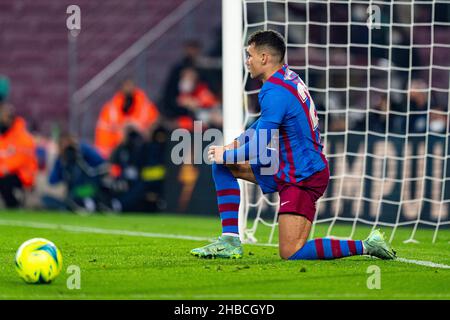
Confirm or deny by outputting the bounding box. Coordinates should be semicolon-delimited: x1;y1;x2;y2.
208;145;225;164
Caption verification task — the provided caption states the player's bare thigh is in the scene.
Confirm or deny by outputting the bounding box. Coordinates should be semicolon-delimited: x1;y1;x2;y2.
225;163;258;184
278;214;311;259
226;163;311;259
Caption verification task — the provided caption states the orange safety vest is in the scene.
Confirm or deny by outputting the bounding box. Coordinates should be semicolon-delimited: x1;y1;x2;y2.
0;117;38;187
94;88;159;159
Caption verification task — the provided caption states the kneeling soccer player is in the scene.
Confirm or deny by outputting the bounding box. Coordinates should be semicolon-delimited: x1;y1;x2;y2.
191;30;396;261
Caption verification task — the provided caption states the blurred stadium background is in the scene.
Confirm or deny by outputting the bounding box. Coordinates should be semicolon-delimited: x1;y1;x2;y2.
1;0;450;302
0;0;223;215
0;0;449;242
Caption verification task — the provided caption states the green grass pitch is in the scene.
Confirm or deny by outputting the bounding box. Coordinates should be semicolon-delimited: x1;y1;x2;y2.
0;210;449;300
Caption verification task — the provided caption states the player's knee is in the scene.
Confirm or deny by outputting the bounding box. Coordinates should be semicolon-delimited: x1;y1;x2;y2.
279;245;297;260
279;241;306;260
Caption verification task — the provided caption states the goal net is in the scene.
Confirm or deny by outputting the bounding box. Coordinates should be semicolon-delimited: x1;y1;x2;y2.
234;0;450;244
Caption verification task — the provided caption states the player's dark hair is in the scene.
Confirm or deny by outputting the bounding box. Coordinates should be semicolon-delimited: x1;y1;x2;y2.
247;30;286;63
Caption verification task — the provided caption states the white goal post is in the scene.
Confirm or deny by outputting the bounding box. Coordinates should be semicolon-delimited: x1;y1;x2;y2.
222;0;450;244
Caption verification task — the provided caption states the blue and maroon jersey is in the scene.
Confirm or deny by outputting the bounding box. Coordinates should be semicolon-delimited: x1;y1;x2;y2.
259;64;327;183
225;64;328;184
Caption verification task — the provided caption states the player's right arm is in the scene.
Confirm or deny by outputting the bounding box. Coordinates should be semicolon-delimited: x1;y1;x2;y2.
222;89;286;163
225;118;260;150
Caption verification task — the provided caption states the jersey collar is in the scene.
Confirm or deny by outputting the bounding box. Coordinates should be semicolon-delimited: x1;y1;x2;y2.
268;64;291;82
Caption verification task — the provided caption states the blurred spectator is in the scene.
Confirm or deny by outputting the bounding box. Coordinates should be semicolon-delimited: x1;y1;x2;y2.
0;103;38;208
352;95;405;134
175;66;222;131
106;124;167;212
353;96;387;133
0;76;10;103
408;79;437;133
139;125;168;211
161;40;222;127
45;134;110;213
350;4;369;57
391;28;421;81
161;40;203;119
429;106;448;134
94;79;159;158
326;93;346;132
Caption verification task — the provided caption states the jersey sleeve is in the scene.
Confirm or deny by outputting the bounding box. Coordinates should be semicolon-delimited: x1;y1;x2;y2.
224;120;278;163
222;88;288;163
236;118;259;146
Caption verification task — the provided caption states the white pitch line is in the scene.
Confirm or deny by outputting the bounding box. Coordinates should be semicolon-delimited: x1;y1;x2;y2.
396;257;450;269
1;219;449;269
0;219;212;242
